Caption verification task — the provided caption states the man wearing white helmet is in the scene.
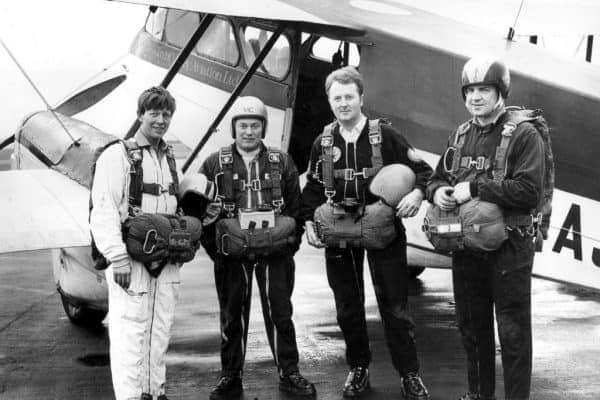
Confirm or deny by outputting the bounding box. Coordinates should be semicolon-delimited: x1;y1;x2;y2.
426;57;546;400
198;96;315;399
301;66;433;400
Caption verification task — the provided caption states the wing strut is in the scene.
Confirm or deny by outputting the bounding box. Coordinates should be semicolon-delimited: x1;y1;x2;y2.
125;13;217;139
182;23;287;173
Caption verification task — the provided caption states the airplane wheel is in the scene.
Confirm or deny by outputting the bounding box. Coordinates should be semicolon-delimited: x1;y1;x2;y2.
60;293;107;327
408;266;425;279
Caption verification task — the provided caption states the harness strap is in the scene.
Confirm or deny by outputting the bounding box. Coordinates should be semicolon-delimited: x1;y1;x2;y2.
216;145;284;214
268;148;284;211
123;141;144;215
492;122;515;182
165;145;179;202
449;121;470;179
320;119;385;201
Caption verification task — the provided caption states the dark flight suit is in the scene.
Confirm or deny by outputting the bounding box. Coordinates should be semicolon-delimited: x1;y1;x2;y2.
300;119;433;376
199;143;303;378
426;111;545;400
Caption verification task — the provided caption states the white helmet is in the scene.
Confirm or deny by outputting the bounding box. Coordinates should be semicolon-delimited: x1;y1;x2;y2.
230;96;268;138
369;164;416;207
179;172;216;218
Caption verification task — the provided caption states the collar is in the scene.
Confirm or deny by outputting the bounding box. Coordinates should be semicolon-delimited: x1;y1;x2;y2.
134;130;168;152
472;109;507;134
338;114;367;142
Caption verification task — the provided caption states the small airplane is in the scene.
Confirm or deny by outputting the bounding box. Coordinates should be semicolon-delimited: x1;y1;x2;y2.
1;0;599;327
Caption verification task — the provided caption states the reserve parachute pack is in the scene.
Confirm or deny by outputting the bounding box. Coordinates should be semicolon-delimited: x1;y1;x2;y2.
89;140;202;274
214;146;297;259
423;107;554;253
313;119;399;249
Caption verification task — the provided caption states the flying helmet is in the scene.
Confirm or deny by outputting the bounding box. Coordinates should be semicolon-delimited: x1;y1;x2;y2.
230;96;268;138
461;57;510;100
179;172;216;219
369;163;416;208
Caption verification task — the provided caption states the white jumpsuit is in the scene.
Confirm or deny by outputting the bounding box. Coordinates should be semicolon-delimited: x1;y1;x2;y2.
90;133;180;400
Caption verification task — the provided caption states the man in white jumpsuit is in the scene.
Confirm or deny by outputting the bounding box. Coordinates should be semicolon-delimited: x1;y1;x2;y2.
90;86;180;400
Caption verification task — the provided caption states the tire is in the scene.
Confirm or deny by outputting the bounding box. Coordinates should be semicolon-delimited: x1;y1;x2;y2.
408;266;425;279
60;293;107;327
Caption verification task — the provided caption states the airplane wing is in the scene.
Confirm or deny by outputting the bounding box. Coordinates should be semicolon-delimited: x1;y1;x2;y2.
392;0;600;36
107;0;364;37
0;169;90;253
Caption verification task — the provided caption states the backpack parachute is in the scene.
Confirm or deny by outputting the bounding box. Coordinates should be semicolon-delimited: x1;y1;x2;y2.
497;107;555;246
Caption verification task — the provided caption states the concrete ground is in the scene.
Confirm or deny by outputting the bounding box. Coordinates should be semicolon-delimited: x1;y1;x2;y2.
1;245;599;400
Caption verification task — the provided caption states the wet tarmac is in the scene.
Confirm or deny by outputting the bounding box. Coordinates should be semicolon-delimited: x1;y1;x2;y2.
1;245;600;400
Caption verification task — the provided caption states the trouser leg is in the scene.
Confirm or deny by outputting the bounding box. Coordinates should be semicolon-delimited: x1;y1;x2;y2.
325;246;371;368
214;257;254;376
106;267;148;400
452;252;495;397
366;234;419;375
145;273;179;396
494;263;532;400
255;255;300;376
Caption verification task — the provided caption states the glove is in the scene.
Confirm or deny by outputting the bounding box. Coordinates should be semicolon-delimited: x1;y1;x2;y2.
202;202;222;226
433;186;457;211
453;182;472;204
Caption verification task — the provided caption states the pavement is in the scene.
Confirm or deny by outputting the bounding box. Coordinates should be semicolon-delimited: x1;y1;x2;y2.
1;245;600;400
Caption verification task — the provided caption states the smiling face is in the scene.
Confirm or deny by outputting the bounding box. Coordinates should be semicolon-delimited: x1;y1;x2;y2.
464;84;499;120
233;117;263;152
138;108;172;145
327;81;364;126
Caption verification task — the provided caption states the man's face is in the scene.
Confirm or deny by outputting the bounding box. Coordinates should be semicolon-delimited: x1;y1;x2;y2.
138;108;172;143
327;81;363;125
234;117;263;152
464;85;499;118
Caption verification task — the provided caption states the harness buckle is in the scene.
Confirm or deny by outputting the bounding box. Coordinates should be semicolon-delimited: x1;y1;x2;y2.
223;202;235;218
344;168;355;181
272;199;284;212
251;179;261;191
324;189;336;203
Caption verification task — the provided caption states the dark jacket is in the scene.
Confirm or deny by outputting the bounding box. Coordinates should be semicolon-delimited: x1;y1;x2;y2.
199;143;302;259
300;119;433;223
426;110;545;217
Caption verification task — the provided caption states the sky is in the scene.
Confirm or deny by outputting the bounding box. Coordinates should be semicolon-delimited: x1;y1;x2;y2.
0;0;146;136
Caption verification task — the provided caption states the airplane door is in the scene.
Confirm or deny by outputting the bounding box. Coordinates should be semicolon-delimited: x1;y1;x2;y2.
290;36;361;173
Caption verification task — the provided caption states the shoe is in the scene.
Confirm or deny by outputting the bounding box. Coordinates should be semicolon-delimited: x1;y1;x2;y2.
343;367;370;398
140;394;152;400
401;372;430;400
157;395;169;400
209;375;243;400
279;371;316;396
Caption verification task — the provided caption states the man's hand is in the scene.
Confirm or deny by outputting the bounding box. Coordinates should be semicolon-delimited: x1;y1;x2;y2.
433;186;457;211
396;189;424;218
305;221;326;248
452;182;472;204
113;262;132;290
202;201;222;226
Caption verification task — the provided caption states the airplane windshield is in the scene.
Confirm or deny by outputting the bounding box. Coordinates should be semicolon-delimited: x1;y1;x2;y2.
162;10;239;66
241;26;291;80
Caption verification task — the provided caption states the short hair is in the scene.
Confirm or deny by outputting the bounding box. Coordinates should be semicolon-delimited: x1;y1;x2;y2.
137;86;176;116
325;66;364;96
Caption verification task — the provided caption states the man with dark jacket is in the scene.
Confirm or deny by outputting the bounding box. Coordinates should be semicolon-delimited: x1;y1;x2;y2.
426;57;545;400
199;96;315;399
301;66;433;400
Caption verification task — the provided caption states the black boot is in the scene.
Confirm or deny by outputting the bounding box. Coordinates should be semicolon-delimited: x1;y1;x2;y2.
458;394;496;400
157;395;169;400
343;367;370;398
401;372;430;400
140;394;152;400
279;371;316;396
209;375;243;400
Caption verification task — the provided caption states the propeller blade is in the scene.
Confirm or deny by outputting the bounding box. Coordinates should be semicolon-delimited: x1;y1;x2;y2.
54;74;126;117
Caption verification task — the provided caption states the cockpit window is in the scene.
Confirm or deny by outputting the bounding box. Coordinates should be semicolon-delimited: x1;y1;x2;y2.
164;9;200;48
145;8;167;40
241;26;291;80
195;17;239;66
311;37;360;67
